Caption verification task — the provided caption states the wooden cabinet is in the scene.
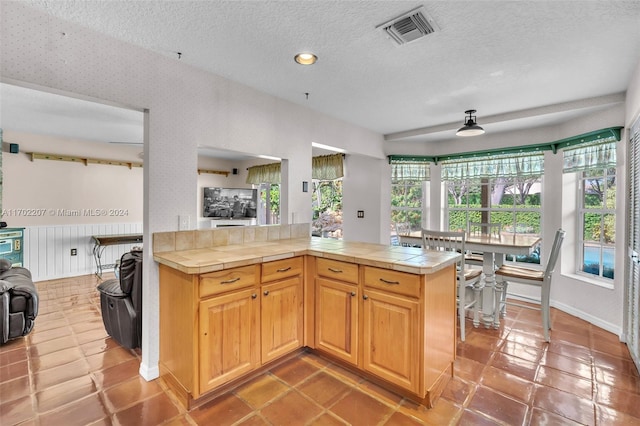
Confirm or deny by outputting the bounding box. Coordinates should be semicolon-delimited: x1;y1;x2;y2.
199;288;259;392
362;287;420;393
158;250;456;410
315;258;359;365
198;265;260;394
361;265;456;403
260;257;304;363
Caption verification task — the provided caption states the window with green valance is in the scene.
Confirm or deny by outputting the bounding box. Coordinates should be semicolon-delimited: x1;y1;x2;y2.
246;162;281;184
312;153;344;180
441;152;544;180
562;136;618;173
390;158;430;183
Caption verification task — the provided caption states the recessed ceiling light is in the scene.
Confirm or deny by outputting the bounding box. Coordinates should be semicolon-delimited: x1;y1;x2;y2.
295;52;317;65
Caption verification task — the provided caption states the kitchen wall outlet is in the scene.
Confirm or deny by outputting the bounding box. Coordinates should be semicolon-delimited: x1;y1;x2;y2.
70;248;77;256
357;210;364;218
179;215;190;230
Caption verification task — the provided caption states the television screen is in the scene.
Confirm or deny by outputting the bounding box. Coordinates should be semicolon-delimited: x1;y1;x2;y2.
203;187;258;219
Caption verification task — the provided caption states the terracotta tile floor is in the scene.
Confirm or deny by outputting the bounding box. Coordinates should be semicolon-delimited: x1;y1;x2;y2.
2;273;640;425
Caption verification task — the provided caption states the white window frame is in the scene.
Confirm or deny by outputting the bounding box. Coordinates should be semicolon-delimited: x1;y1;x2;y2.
445;175;544;265
576;167;616;280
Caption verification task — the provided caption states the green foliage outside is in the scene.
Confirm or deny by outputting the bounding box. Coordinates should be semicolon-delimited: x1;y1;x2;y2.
447;207;541;234
259;184;280;223
391;181;423;232
312;180;343;237
583;176;616;243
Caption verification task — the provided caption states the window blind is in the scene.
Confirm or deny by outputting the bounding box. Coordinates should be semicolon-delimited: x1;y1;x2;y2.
441;152;544;180
562;136;618;173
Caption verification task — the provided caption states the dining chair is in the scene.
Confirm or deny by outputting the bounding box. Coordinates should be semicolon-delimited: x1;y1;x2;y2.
465;222;503;267
421;229;482;341
394;222;412;246
493;229;565;342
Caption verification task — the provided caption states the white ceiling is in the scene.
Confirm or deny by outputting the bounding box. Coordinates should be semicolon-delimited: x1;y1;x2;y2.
3;1;640;154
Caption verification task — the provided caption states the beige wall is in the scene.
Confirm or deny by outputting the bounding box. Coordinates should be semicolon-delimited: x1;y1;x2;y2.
2;131;143;227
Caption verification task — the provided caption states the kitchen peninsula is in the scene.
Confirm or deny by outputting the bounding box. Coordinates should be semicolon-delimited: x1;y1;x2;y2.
153;224;460;410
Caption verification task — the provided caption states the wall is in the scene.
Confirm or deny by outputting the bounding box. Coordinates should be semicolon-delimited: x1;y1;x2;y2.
342;154;386;244
0;130;286;278
1;131;144;226
1;3;384;381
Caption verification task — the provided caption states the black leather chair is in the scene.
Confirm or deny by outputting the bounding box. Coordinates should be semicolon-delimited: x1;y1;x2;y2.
0;259;38;345
97;248;142;349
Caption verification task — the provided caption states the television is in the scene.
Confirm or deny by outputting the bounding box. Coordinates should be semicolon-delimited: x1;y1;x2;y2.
203;187;258;219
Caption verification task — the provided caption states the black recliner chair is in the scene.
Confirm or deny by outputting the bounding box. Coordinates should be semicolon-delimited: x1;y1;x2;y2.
0;259;38;345
97;248;142;349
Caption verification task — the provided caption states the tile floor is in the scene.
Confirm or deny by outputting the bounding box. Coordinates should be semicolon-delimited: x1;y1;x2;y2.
1;273;640;425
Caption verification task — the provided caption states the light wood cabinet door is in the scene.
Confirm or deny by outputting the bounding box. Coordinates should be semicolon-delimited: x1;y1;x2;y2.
261;276;303;363
199;288;259;393
316;277;358;365
362;288;420;393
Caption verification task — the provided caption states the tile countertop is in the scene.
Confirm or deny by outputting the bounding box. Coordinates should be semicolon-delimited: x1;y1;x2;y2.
153;237;461;276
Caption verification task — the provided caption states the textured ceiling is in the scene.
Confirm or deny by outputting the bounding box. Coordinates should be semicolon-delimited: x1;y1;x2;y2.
4;0;640;150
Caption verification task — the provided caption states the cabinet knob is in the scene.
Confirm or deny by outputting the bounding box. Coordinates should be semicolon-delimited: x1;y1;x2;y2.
363;295;369;300
263;290;270;296
350;291;356;297
251;293;257;299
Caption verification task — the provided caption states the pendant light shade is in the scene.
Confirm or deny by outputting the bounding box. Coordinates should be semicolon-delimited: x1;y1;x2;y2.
456;109;485;137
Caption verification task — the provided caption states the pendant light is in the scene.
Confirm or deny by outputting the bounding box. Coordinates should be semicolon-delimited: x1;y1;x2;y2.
456;109;485;137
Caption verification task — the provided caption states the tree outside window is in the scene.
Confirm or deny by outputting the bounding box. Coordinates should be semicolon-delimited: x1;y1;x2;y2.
446;175;542;264
258;183;280;225
312;179;342;238
579;167;616;279
390;161;429;244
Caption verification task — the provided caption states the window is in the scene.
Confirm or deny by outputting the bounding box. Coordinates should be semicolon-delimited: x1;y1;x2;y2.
247;163;281;225
312;179;342;238
577;167;616;279
390;160;429;243
312;154;344;239
443;153;544;264
258;183;280;225
564;138;617;280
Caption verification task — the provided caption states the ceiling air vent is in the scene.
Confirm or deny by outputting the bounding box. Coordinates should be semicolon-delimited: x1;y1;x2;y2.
377;6;439;46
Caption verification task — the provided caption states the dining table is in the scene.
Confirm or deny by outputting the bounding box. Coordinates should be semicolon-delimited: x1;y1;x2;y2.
402;231;542;328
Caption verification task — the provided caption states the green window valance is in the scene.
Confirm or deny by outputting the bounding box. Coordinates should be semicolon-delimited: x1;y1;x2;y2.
562;136;617;173
246;162;281;184
441;152;544;180
390;158;430;183
312;154;344;180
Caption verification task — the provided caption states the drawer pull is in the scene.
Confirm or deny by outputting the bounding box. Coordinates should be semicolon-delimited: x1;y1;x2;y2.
264;290;270;296
220;277;240;284
363;295;369;300
276;267;292;273
350;291;356;297
379;278;400;285
251;293;257;299
328;268;343;273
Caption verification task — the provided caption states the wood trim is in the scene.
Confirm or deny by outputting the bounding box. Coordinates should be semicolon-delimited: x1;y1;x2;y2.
27;152;230;175
28;152;143;169
197;168;230;177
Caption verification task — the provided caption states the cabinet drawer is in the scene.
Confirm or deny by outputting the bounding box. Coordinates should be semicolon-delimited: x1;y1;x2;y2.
261;257;303;283
200;265;258;298
363;267;421;298
316;258;359;284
